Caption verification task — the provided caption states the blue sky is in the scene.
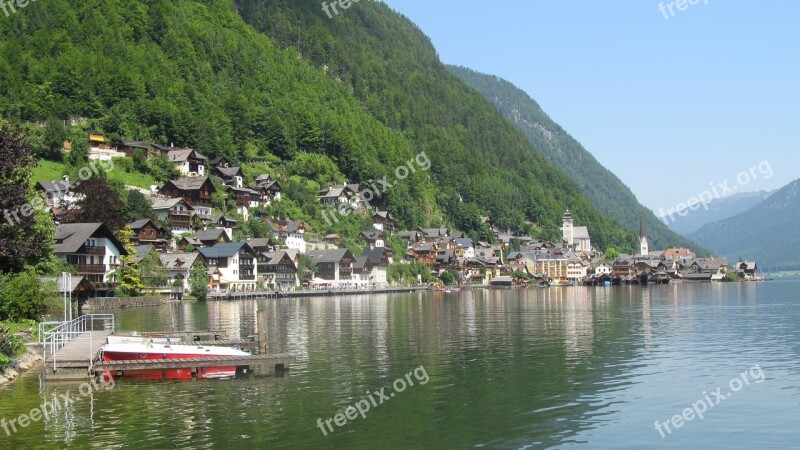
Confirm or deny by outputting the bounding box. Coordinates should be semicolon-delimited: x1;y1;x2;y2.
381;0;800;213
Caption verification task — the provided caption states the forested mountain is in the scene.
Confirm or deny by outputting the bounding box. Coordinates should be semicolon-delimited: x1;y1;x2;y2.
690;179;800;271
447;65;705;252
665;190;774;235
0;0;637;249
235;0;637;249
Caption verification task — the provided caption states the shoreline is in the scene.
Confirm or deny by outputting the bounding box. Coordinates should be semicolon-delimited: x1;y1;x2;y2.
0;343;42;387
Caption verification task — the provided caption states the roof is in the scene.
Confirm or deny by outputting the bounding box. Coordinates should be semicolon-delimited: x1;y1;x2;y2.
359;230;384;240
246;238;273;249
151;198;194;211
167;148;207;162
209;214;239;224
128;219;165;232
307;249;353;263
198;242;253;259
159;252;201;269
131;245;153;264
216;166;243;177
573;226;591;240
195;228;229;242
255;174;271;182
54;223;128;255
362;247;390;265
163;176;214;192
35;179;78;194
353;256;370;270
454;238;474;248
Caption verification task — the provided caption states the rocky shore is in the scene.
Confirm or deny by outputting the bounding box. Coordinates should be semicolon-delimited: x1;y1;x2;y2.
0;344;42;387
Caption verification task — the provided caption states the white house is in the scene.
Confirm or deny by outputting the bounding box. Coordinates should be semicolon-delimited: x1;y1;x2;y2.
167;148;207;177
269;220;308;254
198;242;258;292
151;198;195;235
54;223;127;296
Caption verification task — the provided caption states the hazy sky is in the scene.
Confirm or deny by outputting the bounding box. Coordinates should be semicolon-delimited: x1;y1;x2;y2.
381;0;800;213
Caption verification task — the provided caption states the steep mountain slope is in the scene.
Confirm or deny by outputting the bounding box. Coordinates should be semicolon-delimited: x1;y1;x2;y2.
0;0;637;248
665;190;774;235
690;179;800;271
447;65;704;252
0;0;438;229
236;0;637;249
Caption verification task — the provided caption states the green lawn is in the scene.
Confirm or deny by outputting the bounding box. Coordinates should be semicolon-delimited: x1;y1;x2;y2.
31;159;157;189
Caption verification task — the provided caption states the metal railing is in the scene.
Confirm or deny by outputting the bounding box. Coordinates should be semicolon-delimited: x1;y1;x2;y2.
40;314;115;373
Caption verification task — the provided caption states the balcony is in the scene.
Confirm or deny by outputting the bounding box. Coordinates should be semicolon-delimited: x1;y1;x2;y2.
239;274;256;281
83;246;106;255
75;264;107;274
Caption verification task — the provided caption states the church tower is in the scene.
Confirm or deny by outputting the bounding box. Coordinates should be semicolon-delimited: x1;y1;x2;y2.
562;209;574;246
639;214;649;256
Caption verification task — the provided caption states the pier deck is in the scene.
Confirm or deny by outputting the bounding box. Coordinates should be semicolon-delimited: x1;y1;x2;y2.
46;330;113;380
94;353;295;377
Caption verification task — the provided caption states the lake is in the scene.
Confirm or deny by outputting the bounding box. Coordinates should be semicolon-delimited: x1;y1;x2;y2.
1;281;799;448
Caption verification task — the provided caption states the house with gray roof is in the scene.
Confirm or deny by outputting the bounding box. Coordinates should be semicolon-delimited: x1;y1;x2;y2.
167;148;207;177
198;242;258;292
54;223;128;294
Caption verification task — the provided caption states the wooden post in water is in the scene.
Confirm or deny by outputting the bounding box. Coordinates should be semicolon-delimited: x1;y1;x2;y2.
257;309;268;355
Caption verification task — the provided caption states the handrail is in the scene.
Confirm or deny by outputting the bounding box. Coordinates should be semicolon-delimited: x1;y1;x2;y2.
41;314;115;373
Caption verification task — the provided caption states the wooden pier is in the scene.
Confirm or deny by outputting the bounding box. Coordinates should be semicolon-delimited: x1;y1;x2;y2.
45;330;113;381
93;353;296;378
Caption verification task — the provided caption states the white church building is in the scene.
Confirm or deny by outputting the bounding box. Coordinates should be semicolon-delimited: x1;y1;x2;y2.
561;210;592;252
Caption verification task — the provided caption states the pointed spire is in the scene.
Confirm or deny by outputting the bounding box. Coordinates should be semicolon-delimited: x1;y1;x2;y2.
639;213;646;239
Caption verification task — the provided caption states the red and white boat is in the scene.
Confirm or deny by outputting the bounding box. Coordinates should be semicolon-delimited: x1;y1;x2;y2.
99;339;251;380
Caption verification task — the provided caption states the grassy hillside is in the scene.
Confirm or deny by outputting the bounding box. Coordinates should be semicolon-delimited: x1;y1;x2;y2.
32;160;157;189
447;65;707;253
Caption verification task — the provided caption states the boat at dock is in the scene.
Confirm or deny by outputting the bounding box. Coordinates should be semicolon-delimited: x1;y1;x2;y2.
100;339;252;380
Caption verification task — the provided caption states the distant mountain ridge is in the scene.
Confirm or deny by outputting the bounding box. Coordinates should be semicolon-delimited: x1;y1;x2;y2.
447;65;705;252
664;190;775;235
690;179;800;271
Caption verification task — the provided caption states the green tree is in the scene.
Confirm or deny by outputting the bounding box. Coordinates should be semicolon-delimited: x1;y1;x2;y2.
138;250;167;291
0;272;58;321
114;227;145;296
605;247;620;260
189;261;208;301
297;253;317;281
41;118;67;161
124;189;154;222
439;270;456;285
0;125;55;273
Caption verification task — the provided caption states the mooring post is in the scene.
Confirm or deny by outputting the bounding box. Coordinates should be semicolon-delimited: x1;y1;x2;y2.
257;309;268;355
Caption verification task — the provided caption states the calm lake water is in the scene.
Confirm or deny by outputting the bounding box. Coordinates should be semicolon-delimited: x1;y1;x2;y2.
2;281;799;449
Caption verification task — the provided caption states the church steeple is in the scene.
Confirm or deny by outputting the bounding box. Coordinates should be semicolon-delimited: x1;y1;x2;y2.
562;209;574;246
639;214;649;256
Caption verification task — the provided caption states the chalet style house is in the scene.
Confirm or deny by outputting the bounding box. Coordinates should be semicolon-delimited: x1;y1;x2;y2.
257;250;299;291
128;219;170;252
307;249;356;283
54;223;128;295
372;211;396;231
198;242;258;292
317;183;362;209
269;220;308;253
159;176;216;216
167;148;207;177
214;165;244;188
151;198;194;235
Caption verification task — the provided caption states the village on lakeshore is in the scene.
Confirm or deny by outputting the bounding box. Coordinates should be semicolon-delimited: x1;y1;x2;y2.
35;135;762;306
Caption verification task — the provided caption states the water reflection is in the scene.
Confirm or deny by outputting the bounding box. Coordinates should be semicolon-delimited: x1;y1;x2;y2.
2;282;799;448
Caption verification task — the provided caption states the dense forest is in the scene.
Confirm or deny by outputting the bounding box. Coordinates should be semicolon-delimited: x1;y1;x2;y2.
447;65;706;252
1;0;638;250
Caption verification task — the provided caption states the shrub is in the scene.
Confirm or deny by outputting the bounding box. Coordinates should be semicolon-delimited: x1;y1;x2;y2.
0;272;58;322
